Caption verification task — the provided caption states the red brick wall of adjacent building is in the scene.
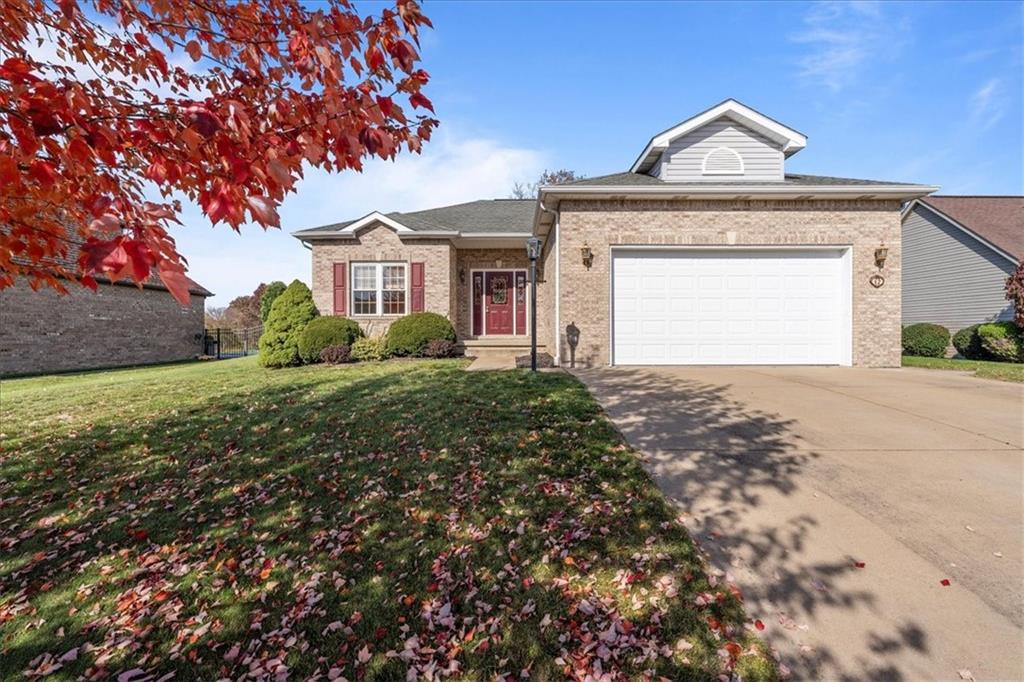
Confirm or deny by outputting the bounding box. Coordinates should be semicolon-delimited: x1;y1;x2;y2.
0;282;206;377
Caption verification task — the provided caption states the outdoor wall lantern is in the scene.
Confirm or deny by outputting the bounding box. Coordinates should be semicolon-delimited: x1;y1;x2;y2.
458;267;466;284
874;246;888;269
525;237;543;371
581;243;594;269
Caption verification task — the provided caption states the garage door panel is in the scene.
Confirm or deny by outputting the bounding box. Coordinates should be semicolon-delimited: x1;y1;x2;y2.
612;250;848;365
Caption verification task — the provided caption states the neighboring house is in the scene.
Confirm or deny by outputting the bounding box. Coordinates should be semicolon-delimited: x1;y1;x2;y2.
0;274;212;377
901;196;1022;332
294;99;936;367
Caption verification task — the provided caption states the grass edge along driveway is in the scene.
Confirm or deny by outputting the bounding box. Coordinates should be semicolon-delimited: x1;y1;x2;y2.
0;358;776;681
902;355;1024;383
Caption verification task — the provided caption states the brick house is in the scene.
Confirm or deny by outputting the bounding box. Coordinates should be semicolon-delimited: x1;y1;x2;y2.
294;99;937;367
0;274;211;377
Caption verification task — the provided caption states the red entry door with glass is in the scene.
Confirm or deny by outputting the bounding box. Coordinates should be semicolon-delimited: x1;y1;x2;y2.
484;271;514;335
473;270;527;336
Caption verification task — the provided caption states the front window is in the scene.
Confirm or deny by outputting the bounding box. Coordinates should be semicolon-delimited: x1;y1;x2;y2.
352;263;407;316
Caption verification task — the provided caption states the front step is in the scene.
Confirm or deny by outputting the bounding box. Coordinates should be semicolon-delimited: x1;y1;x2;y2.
459;336;545;357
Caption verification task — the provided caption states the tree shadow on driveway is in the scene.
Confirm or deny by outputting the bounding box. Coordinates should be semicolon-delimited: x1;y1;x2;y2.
573;367;933;681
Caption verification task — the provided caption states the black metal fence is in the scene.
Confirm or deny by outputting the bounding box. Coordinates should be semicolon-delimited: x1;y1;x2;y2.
203;326;262;359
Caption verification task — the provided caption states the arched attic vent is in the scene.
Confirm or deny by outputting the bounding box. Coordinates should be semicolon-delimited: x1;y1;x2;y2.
701;146;744;175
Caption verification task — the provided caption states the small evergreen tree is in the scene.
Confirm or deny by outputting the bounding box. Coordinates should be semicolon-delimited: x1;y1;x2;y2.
258;280;318;368
259;281;288;322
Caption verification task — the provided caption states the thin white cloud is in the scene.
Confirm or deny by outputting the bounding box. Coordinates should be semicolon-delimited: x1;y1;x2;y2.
969;77;1007;131
171;128;547;305
281;129;547;229
791;1;906;92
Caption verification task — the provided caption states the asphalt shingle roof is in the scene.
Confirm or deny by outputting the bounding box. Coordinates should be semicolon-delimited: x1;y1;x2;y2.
559;172;914;187
294;199;535;236
294;173;929;239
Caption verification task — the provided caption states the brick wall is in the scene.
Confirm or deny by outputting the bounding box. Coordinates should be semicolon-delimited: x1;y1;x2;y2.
557;199;903;367
0;282;206;377
309;230;555;346
309;225;455;337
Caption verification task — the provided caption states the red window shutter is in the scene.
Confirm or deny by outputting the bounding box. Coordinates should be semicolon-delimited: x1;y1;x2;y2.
411;262;424;312
333;262;346;315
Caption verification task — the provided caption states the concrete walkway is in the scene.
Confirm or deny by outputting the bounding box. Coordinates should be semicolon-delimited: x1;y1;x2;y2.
574;366;1023;681
465;352;517;370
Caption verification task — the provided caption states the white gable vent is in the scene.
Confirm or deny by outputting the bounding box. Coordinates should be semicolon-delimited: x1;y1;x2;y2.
702;147;744;175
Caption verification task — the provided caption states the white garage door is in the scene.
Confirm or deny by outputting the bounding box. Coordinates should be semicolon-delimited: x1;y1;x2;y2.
612;249;850;365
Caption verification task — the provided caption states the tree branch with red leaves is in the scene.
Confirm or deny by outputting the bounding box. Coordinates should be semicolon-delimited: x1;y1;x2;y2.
0;0;437;303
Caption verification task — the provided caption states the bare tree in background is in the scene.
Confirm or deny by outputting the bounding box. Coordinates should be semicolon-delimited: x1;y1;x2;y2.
510;169;584;199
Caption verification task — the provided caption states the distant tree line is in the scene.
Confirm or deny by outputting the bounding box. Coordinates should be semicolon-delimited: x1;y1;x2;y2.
509;169;584;199
205;280;287;330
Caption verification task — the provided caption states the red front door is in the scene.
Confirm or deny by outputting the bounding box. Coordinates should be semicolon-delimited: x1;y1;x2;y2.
484;271;514;335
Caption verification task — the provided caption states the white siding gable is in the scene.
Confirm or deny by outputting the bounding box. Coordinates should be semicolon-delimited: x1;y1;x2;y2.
650;116;785;182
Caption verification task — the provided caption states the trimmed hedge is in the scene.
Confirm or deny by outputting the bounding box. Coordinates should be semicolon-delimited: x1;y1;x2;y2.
952;324;985;360
258;280;319;368
298;317;363;364
351;337;390;362
901;323;950;358
977;322;1023;363
320;344;352;364
385;312;456;357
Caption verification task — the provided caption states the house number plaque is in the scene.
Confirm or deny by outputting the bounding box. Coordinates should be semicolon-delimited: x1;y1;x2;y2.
869;274;885;288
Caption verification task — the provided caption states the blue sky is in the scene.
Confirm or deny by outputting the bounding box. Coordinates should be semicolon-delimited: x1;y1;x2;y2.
176;0;1023;307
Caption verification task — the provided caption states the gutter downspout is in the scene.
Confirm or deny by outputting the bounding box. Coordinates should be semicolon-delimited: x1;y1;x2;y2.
538;196;560;366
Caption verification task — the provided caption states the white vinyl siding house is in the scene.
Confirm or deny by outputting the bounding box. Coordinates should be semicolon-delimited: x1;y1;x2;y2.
902;203;1016;332
651;118;785;182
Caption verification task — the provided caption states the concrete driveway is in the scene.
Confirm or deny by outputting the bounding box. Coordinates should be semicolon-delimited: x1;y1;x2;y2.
573;366;1023;681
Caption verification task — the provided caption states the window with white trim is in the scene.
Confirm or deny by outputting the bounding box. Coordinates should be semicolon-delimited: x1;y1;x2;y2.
351;262;407;316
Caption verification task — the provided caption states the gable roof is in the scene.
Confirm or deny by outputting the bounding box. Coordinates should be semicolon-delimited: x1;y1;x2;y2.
915;196;1022;261
631;99;808;174
292;199;535;239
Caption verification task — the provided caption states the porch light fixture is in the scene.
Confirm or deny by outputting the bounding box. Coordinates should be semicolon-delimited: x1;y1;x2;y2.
458;267;466;284
526;237;543;371
874;246;888;269
581;243;594;269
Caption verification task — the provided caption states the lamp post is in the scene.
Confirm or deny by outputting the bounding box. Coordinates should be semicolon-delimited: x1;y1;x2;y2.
525;236;542;371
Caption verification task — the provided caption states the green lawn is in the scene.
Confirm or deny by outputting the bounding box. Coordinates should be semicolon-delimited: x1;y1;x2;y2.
902;355;1024;383
0;358;774;680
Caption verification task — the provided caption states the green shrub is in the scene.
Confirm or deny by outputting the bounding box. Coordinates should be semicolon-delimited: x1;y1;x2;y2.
259;281;287;322
385;312;456;357
977;322;1023;363
423;338;457;358
351;337;390;362
258;280;319;368
952;324;986;360
320;344;352;364
298;317;363;364
901;323;950;358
